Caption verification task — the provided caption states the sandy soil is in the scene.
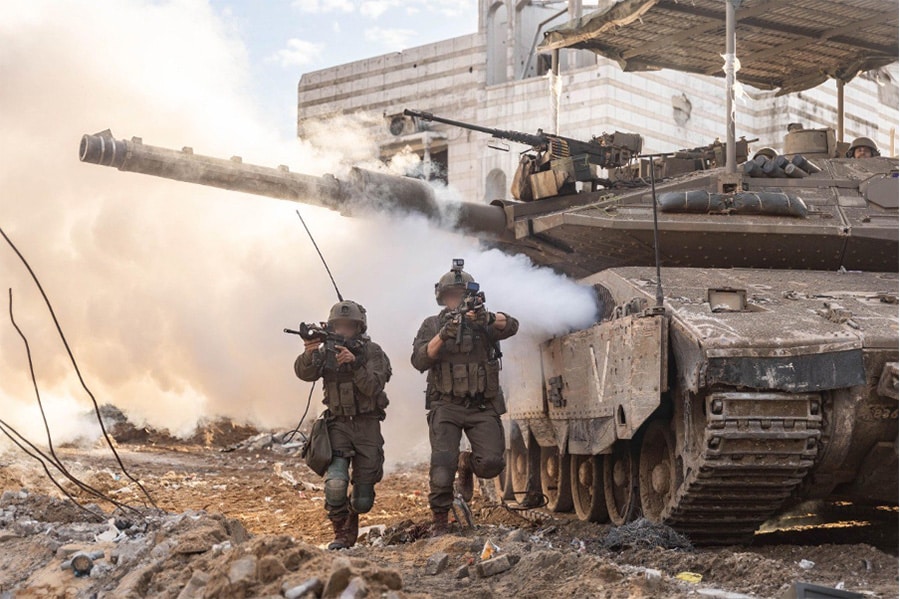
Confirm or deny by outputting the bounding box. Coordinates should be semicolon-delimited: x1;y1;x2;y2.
0;435;896;599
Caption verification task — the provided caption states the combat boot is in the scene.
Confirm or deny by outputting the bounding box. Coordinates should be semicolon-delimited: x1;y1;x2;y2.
455;451;474;502
430;510;450;537
327;517;354;550
344;511;359;548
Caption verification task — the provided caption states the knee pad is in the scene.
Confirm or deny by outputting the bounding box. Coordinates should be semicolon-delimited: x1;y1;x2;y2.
324;457;350;508
473;454;505;479
430;450;458;490
350;483;375;513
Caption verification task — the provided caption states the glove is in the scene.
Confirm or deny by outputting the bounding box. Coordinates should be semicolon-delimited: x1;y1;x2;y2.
473;309;496;328
439;318;460;341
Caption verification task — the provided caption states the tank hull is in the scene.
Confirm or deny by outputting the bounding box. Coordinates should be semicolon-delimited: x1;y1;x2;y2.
510;266;898;543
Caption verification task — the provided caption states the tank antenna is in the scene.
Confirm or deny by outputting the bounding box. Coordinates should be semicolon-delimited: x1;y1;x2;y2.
642;153;670;308
294;209;343;302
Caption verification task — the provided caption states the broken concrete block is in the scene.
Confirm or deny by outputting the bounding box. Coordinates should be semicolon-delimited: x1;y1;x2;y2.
455;565;470;579
797;559;815;570
176;571;209;599
256;555;286;584
323;557;353;598
283;577;323;599
425;551;449;575
368;568;402;590
476;554;512;578
0;531;19;543
339;576;368;599
227;555;257;584
503;528;529;544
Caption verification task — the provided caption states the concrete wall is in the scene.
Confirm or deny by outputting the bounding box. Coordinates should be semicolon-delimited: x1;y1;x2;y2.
298;18;899;204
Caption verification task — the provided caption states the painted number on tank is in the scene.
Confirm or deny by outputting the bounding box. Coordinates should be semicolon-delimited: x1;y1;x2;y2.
868;405;899;420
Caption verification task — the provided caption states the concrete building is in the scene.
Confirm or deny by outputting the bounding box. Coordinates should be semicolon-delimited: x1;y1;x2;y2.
297;0;899;203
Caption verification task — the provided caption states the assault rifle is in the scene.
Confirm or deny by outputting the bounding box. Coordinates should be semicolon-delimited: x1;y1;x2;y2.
284;322;364;372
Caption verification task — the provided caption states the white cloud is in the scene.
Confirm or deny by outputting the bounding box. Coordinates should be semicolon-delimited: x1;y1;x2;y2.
265;38;324;68
357;0;477;20
359;0;401;19
291;0;353;14
363;26;416;51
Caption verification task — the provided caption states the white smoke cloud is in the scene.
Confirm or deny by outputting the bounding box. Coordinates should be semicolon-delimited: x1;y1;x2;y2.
0;0;597;465
266;38;325;69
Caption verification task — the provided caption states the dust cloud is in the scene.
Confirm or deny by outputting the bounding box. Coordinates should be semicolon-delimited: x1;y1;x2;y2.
0;0;597;463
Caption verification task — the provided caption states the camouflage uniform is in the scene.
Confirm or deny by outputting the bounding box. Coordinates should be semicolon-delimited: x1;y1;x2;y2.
410;265;518;518
294;301;391;549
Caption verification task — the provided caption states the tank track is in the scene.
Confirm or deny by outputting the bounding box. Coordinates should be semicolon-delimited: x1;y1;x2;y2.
667;392;822;545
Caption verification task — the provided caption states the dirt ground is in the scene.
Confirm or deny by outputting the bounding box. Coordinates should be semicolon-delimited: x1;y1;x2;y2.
0;430;897;599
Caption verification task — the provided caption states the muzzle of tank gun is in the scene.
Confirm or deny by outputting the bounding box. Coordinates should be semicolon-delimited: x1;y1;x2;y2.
80;130;128;168
78;130;511;240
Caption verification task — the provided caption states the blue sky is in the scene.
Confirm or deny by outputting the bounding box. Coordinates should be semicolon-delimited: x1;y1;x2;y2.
209;0;479;137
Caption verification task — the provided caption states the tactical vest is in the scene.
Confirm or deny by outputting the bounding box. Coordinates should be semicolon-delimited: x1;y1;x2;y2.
427;324;501;401
321;344;389;417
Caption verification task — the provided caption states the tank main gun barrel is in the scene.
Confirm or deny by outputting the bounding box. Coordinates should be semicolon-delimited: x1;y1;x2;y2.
78;130;508;237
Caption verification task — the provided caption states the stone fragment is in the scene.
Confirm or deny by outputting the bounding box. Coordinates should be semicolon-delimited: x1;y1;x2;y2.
455;565;470;580
425;552;449;575
339;576;368;599
283;578;324;599
323;557;353;598
476;554;513;578
257;555;287;584
227;554;258;584
176;571;209;599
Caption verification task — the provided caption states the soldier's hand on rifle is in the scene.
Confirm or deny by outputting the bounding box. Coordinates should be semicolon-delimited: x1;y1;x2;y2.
471;306;495;328
304;339;323;353
439;318;460;341
335;345;356;365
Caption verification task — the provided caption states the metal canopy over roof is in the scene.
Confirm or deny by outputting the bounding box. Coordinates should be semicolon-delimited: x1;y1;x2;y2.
540;0;899;94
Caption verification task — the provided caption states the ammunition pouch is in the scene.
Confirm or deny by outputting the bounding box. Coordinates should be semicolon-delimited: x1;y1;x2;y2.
323;365;386;418
325;374;358;417
484;359;501;399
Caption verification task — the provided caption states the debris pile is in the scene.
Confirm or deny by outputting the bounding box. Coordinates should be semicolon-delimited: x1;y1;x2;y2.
0;489;409;598
1;441;896;599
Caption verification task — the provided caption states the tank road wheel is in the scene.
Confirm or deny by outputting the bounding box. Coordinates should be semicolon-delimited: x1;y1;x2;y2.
540;447;573;512
570;454;609;522
509;429;529;496
604;441;641;525
491;458;514;502
638;420;678;523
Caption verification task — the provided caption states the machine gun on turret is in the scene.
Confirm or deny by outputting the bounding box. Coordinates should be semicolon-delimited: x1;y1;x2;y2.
403;109;643;202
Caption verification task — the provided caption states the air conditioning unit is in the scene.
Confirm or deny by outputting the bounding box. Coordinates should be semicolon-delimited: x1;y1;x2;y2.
385;112;425;136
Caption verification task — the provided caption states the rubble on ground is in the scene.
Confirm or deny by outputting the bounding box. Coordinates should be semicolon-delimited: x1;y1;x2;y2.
1;441;896;599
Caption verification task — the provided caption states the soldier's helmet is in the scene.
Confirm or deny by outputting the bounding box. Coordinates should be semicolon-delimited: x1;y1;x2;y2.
435;258;475;306
328;300;367;333
846;136;880;158
753;147;778;160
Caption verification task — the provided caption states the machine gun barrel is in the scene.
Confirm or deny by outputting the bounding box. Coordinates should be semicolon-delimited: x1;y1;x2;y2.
79;130;508;237
403;109;546;148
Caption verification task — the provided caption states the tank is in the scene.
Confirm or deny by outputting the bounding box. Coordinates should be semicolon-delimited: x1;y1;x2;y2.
79;127;899;544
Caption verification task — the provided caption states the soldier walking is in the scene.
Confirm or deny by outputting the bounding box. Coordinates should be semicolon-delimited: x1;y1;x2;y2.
295;300;391;550
411;259;519;535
